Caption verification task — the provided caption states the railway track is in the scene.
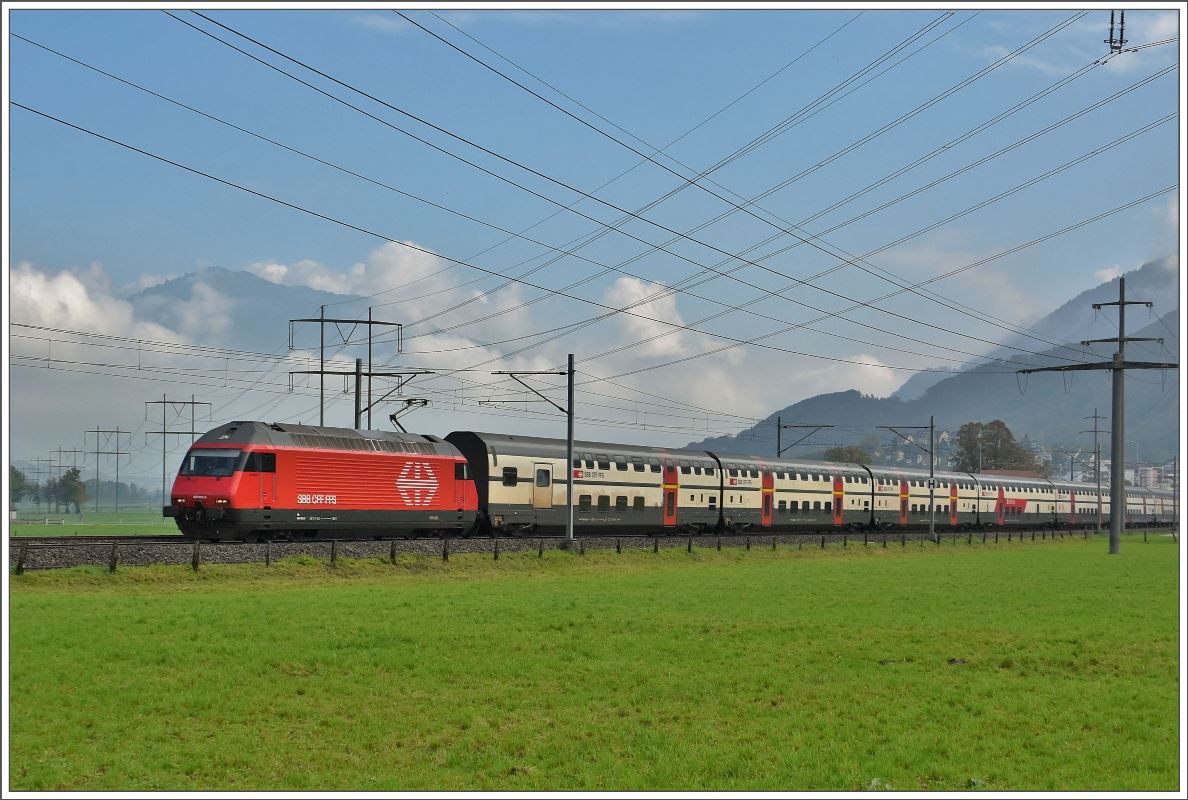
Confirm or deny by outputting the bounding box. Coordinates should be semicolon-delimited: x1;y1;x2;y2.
9;527;1150;573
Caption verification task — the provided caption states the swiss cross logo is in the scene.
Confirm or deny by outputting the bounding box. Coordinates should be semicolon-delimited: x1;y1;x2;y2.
397;461;439;507
729;478;737;485
573;469;583;479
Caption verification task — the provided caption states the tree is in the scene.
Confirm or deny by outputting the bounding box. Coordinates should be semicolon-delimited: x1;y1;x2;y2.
823;445;873;464
60;468;87;514
43;476;62;513
953;420;1039;473
9;466;28;509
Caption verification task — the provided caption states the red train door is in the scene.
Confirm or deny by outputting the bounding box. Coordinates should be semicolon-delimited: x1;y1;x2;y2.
761;471;774;527
832;476;844;526
1069;490;1076;527
899;480;909;525
662;461;678;528
949;484;958;526
995;486;1005;525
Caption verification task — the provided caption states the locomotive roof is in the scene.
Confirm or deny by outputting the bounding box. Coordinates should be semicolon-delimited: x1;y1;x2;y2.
194;421;461;457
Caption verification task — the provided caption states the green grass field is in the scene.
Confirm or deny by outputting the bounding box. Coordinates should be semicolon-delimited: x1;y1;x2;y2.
8;534;1179;791
9;507;178;537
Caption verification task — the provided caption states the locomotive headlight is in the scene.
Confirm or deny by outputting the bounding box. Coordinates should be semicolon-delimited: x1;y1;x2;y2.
214;498;230;505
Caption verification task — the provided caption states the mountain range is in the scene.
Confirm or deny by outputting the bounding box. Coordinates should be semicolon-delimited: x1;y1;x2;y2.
688;256;1180;464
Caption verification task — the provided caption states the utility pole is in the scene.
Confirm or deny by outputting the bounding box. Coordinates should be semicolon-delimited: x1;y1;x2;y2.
289;308;402;428
146;395;211;515
289;365;431;429
51;447;86;513
1104;9;1128;54
490;356;575;548
1018;276;1177;554
1082;409;1107;532
775;418;835;458
879;418;937;541
29;457;56;513
85;427;131;512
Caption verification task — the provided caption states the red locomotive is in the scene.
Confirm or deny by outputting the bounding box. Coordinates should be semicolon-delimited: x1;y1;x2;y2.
166;421;478;540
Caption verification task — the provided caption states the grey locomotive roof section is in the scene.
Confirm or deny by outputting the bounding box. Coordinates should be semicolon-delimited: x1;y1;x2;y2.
195;421;460;457
460;432;715;461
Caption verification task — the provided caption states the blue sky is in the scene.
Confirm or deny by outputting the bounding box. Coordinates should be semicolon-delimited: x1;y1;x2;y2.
6;6;1183;472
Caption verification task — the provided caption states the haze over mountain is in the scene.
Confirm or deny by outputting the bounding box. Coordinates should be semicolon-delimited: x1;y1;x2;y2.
689;257;1180;465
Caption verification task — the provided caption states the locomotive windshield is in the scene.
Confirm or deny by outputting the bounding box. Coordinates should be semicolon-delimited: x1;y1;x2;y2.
179;449;242;477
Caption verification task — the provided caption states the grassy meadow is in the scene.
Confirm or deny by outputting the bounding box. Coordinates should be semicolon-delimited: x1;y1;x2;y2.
7;534;1180;791
9;507;178;537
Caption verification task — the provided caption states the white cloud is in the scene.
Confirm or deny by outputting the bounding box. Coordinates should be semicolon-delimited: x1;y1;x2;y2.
9;261;178;341
603;276;695;358
1094;266;1122;283
348;13;410;34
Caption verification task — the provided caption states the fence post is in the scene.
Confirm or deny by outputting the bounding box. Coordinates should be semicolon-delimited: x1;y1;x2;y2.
994;531;999;544
16;542;28;575
539;538;544;558
109;542;118;573
717;537;721;551
1144;529;1148;543
882;535;887;548
967;532;972;545
330;540;337;568
820;535;825;549
653;537;658;554
863;532;868;547
746;536;750;551
579;539;585;556
389;539;397;563
687;537;692;554
1031;531;1035;541
189;542;200;571
901;534;905;547
266;540;272;567
494;539;499;560
1008;531;1012;542
843;534;848;548
442;538;449;562
772;536;777;551
616;538;621;554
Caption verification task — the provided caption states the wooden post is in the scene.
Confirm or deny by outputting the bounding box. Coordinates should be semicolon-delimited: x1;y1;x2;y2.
579;539;585;556
191;542;200;571
266;540;272;567
16;542;27;575
820;536;825;549
863;532;868;547
1144;529;1148;543
389;539;397;563
494;539;500;560
442;538;449;562
882;535;887;548
901;534;905;547
330;539;337;568
746;536;750;551
843;534;848;548
687;537;692;554
653;538;658;554
109;542;118;573
538;538;544;558
616;539;621;554
716;537;721;551
771;536;776;550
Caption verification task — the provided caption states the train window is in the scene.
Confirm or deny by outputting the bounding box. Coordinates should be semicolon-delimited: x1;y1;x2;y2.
650;463;661;473
502;467;518;486
778;500;787;512
633;497;645;512
585;459;595;469
597;496;610;511
666;493;675;516
911;504;918;512
693;466;702;475
244;452;276;473
750;470;759;478
729;469;739;477
708;496;717;508
573;458;582;468
180;449;242;477
681;466;691;475
579;495;592;511
633;462;645;472
820;501;828;512
596;454;610;469
789;500;799;511
455;463;470;481
616;496;628;511
864;500;870;509
706;468;716;477
678;459;690;469
535;469;551;488
615;457;628;471
763;496;772;515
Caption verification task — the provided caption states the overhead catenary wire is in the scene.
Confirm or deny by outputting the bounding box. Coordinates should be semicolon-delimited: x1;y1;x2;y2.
13;103;1172;385
158;9;1150;379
